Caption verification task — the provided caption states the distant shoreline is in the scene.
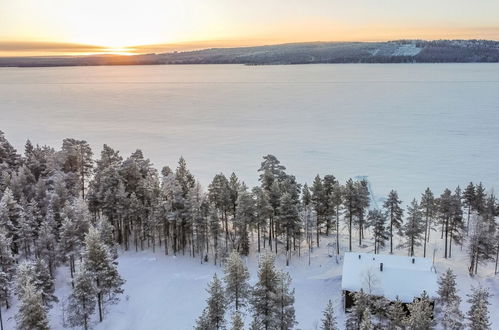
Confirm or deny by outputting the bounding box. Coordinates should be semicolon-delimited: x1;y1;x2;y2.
1;40;498;68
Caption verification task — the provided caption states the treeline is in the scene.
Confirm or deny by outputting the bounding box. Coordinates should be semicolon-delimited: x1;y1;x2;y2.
0;130;498;328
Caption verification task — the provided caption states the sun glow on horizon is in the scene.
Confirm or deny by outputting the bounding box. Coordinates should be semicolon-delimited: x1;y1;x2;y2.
1;0;499;56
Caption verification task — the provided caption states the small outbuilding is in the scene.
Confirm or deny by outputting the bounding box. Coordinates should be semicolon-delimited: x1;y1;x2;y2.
341;252;438;311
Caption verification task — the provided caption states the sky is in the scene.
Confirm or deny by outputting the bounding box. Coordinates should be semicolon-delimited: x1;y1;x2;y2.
1;0;499;56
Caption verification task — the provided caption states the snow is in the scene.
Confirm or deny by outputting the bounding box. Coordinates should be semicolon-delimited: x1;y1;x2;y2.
341;252;438;303
392;43;421;56
2;227;498;330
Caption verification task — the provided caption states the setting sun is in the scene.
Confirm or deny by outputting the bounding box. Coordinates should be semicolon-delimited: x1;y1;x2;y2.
1;0;499;56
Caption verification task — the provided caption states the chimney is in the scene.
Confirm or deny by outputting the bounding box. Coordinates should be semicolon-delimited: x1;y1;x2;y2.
412;258;415;264
380;263;383;272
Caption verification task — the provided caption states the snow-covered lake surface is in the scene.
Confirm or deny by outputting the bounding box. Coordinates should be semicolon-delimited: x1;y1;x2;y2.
1;64;499;203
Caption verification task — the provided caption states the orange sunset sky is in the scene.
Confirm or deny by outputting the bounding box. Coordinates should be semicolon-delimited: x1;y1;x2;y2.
1;0;499;56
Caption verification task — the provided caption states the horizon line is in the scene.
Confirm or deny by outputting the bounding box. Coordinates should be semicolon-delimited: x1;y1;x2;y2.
1;38;499;58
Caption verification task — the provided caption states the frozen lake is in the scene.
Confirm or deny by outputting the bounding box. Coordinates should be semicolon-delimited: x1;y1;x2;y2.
1;63;498;203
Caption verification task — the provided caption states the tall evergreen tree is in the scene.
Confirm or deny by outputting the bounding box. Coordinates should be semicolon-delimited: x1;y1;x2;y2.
401;199;425;256
367;210;388;254
383;190;403;254
15;280;50;330
81;226;124;322
199;274;226;330
420;188;436;257
404;291;434;330
320;300;338;330
463;182;476;235
251;254;280;330
67;268;97;330
387;297;405;330
345;289;371;330
0;232;15;329
466;286;491;330
223;251;251;311
276;271;296;330
230;311;244;330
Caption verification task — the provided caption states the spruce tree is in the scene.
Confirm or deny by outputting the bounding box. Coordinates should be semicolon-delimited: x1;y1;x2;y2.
276;271;296;330
420;188;436;257
346;289;371;330
320;300;338;330
437;268;459;306
15;281;50;330
367;210;388;254
223;251;251;312
401;199;425;256
0;231;15;330
383;190;403;254
82;226;124;322
251;254;280;330
404;291;434;330
466;286;491;330
202;273;226;330
67;268;97;330
16;259;57;308
442;299;464;330
387;297;405;330
230;311;244;330
359;309;373;330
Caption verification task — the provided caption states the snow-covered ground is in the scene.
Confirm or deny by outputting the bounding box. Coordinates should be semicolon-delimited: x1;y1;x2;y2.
3;228;498;330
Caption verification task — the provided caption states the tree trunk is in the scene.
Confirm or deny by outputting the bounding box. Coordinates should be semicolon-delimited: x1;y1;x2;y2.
423;214;429;257
257;223;261;253
336;206;340;255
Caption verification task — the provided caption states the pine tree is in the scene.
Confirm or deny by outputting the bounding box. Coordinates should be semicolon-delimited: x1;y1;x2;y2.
0;187;22;252
343;179;357;252
60;138;93;198
442;299;464;330
15;208;35;258
437;269;459;306
401;199;425;256
346;289;371;330
276;271;296;330
387;297;405;330
367;210;388;254
82;226;124;322
383;190;403;254
437;269;463;329
420;188;436;257
404;291;434;330
0;231;15;330
278;193;300;265
15;259;57;308
36;207;58;276
251;254;280;330
320;300;338;330
67;268;97;330
463;182;476;234
202;274;226;330
359;309;373;330
223;251;251;312
230;311;244;330
15;280;50;330
466;286;491;330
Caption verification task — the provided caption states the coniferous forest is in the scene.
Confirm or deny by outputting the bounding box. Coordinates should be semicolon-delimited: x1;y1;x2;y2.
0;130;497;330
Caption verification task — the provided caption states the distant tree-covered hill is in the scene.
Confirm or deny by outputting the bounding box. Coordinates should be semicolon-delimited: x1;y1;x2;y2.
1;40;498;67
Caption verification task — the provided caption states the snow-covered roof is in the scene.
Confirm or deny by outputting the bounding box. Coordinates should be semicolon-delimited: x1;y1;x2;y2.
341;252;438;303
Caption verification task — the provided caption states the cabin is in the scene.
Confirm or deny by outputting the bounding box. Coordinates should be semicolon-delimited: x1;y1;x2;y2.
341;252;438;311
